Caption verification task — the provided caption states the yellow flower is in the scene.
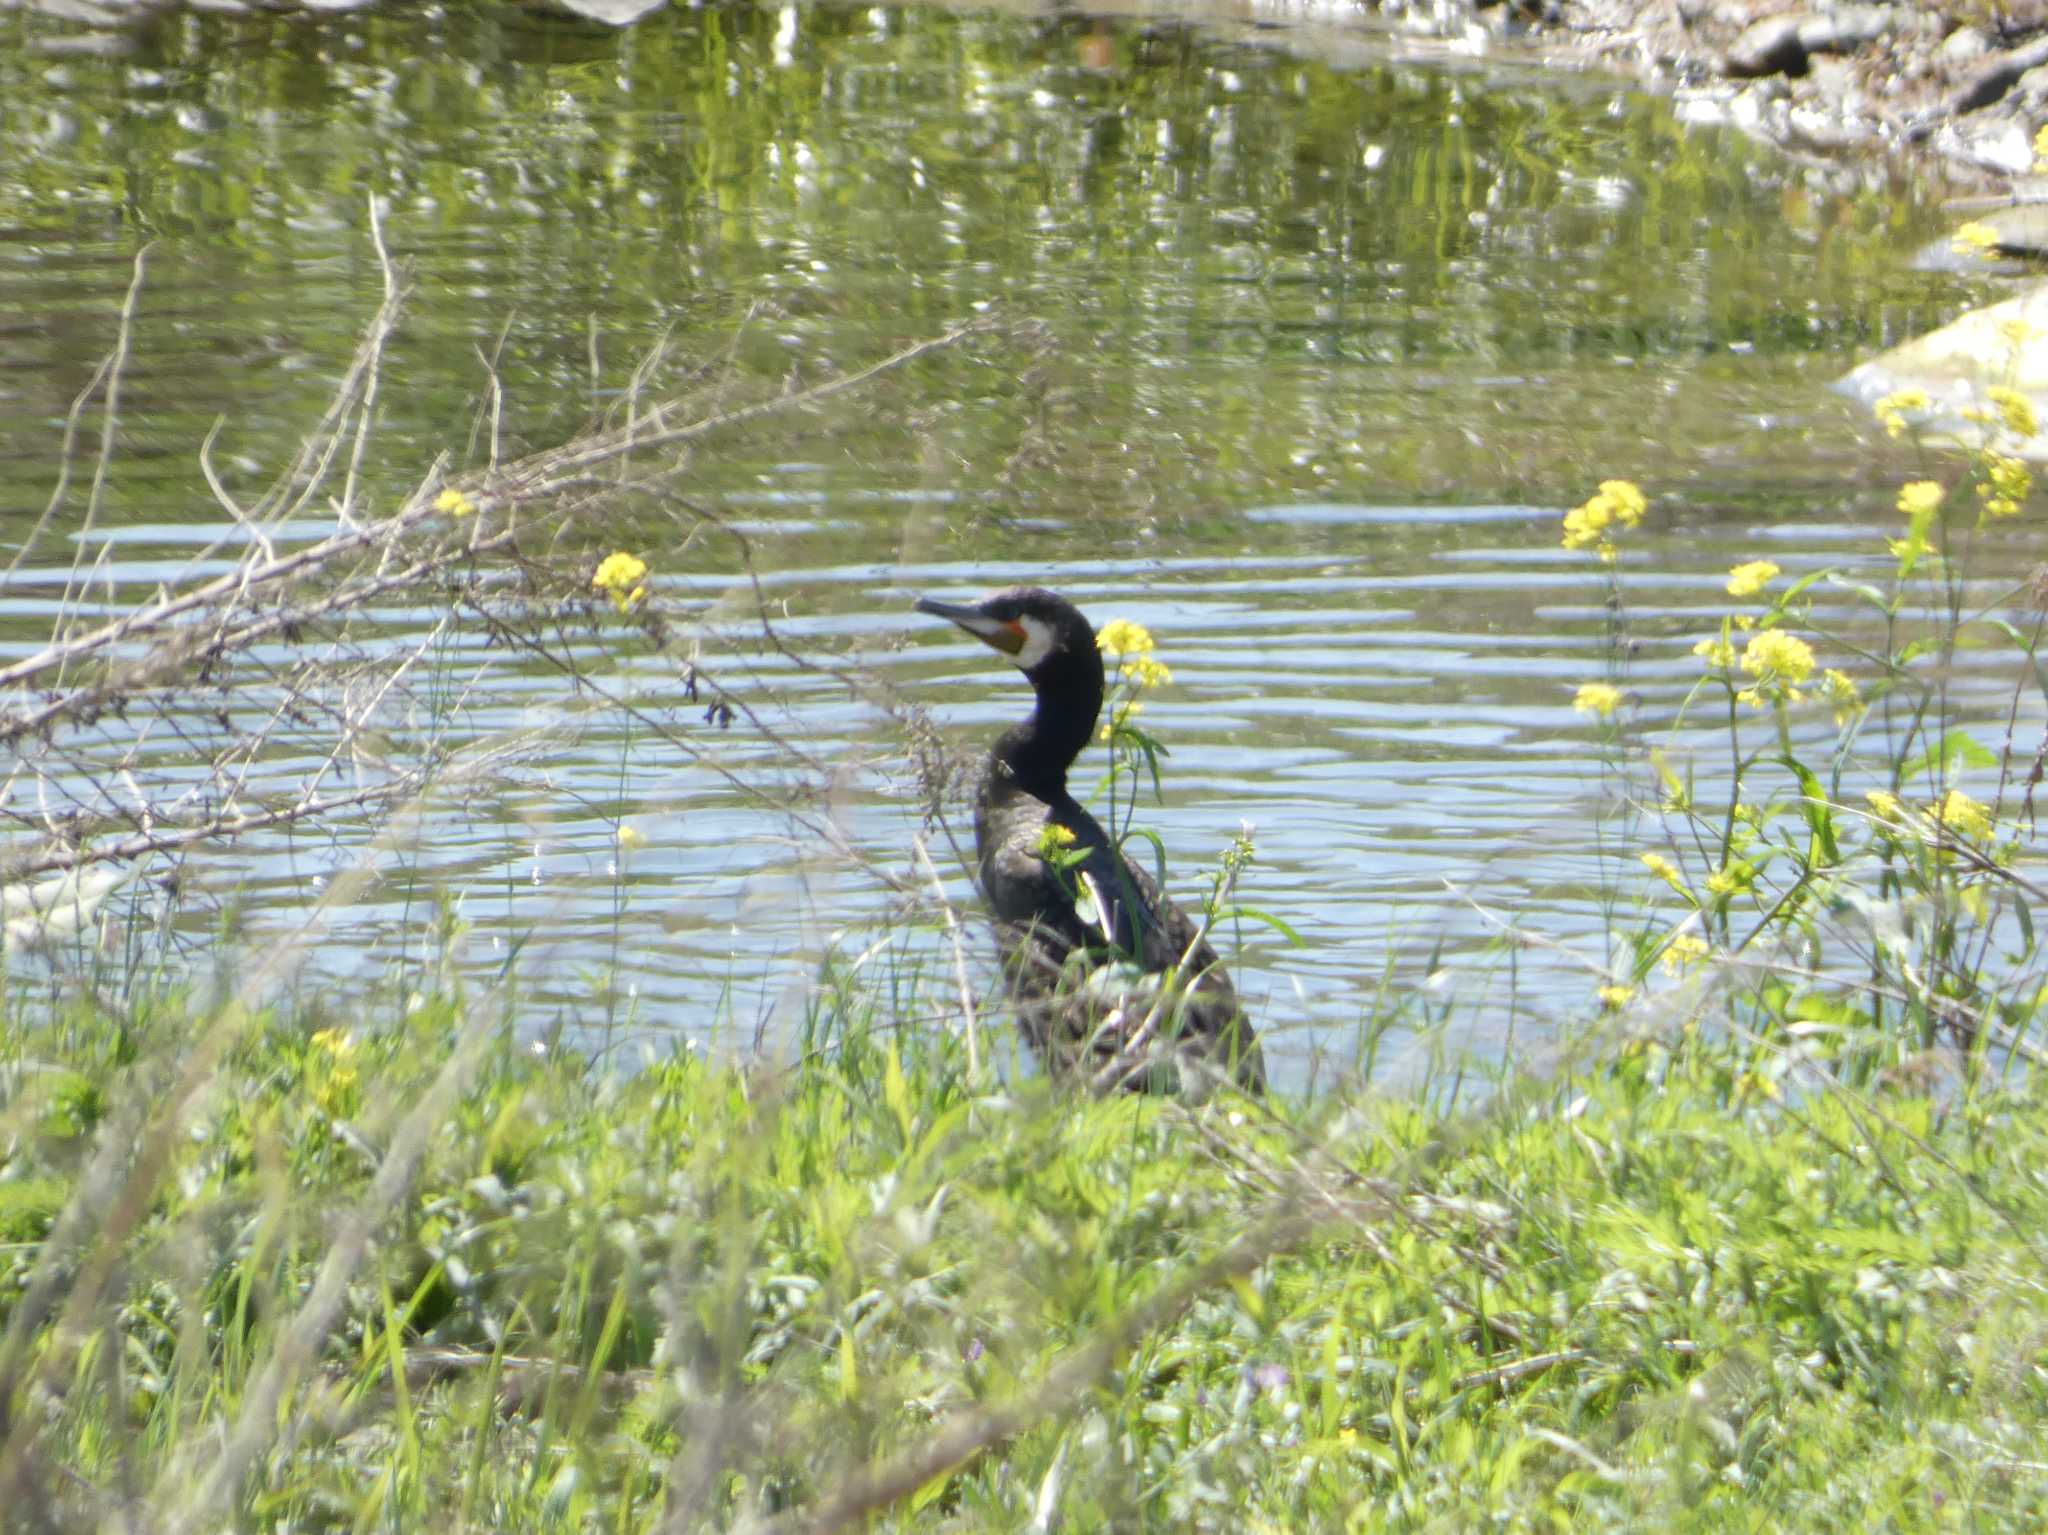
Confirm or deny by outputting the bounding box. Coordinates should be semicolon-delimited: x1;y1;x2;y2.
1693;636;1735;669
1601;480;1648;528
593;552;651;612
313;1062;360;1115
1978;454;2032;519
1865;789;1904;824
1596;984;1635;1010
1661;934;1710;977
1874;389;1930;440
617;825;648;851
1932;790;1994;841
1823;669;1860;727
1095;619;1155;655
1740;630;1815;687
1734;1070;1780;1103
1121;655;1172;688
2035;124;2048;169
1897;481;1944;519
435;488;478;518
1098;699;1143;740
308;1028;360;1115
1987;386;2040;440
1573;682;1625;719
1725;560;1780;599
2001;317;2042;349
1641;852;1686;891
1036;823;1077;859
1951;220;2000;258
1886;533;1934;564
1561;480;1648;553
1705;866;1750;897
1561;498;1611;551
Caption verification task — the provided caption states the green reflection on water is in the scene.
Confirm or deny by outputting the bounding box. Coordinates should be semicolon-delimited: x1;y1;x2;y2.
0;1;1973;558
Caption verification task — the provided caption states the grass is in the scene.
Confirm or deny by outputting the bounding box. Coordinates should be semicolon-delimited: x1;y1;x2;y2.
1;950;2044;1532
5;252;2048;1530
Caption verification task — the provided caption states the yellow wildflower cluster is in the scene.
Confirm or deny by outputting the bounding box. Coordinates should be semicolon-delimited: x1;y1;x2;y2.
1951;221;2000;258
1641;851;1686;893
1096;618;1173;686
1896;481;1944;519
592;551;650;613
1735;629;1815;707
1096;618;1153;655
1734;1069;1781;1103
1036;823;1080;864
1933;789;1995;841
1573;682;1624;720
1822;669;1860;728
1978;453;2032;519
617;824;649;851
1561;479;1647;562
308;1027;360;1116
435;487;479;518
1692;635;1735;669
1661;933;1710;977
1865;786;1996;845
1987;386;2040;440
1596;984;1635;1010
1873;389;1930;440
1725;560;1779;599
1124;655;1172;687
1705;862;1755;898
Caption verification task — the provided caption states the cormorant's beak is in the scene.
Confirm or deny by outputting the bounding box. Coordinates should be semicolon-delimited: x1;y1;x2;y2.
914;595;1026;656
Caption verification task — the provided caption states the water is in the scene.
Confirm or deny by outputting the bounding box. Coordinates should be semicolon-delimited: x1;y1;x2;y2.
0;2;2036;1085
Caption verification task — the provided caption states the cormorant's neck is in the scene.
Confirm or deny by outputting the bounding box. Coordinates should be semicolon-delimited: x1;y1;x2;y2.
992;652;1104;798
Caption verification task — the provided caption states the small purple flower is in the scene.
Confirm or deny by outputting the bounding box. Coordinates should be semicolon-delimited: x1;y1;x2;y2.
1247;1363;1291;1392
962;1337;985;1363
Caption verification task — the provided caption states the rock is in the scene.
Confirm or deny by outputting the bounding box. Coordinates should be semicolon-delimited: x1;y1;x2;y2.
1939;25;1991;68
1950;37;2048;115
553;0;666;21
1728;15;1807;78
1835;283;2048;462
1944;118;2036;176
2016;62;2048;109
1795;6;1893;54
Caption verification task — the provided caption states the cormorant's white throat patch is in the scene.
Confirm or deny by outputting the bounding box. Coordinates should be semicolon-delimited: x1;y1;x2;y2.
1012;615;1058;670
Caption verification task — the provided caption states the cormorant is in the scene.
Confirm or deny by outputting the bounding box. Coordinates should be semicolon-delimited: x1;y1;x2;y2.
914;586;1264;1096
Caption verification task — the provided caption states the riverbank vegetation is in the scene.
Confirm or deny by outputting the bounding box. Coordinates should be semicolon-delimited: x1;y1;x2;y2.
4;252;2048;1530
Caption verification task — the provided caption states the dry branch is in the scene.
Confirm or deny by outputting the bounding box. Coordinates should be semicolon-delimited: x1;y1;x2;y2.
0;200;1006;900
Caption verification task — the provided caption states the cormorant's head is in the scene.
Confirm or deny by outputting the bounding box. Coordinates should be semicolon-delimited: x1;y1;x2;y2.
913;586;1098;679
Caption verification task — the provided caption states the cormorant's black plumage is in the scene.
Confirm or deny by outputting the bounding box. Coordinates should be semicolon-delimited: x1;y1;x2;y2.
915;587;1264;1095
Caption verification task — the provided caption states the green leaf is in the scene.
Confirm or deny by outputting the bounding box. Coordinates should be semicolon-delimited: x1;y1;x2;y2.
1780;569;1828;603
1898;730;1998;783
1123;826;1169;888
882;1047;913;1141
1778;756;1840;866
1979;617;2048;709
1824;572;1895;616
1216;904;1306;946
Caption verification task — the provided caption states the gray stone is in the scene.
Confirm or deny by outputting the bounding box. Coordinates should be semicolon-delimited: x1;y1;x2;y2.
1727;15;1807;78
1940;24;1991;67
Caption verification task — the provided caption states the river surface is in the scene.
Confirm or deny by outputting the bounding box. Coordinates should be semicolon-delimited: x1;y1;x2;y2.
0;2;2036;1087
